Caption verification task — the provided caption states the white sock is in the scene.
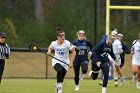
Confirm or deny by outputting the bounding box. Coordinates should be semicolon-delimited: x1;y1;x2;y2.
57;83;62;87
102;87;106;93
75;85;79;87
133;75;136;79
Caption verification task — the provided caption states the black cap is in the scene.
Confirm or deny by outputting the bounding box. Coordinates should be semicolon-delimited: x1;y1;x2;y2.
0;32;6;38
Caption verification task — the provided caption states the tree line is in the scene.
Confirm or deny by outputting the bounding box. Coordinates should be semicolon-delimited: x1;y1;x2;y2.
0;0;140;47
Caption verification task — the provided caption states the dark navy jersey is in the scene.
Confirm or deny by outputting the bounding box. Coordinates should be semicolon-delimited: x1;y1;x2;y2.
120;41;130;58
73;39;92;60
122;42;130;54
91;41;116;63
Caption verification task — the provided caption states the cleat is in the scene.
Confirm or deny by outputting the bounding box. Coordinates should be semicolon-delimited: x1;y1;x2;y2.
54;83;63;93
99;82;103;86
114;81;118;87
88;70;93;78
136;82;140;89
121;76;125;86
79;73;84;80
115;83;118;87
74;85;79;91
114;79;118;87
58;87;62;93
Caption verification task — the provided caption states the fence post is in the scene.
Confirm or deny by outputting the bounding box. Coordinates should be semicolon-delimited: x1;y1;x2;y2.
46;54;48;79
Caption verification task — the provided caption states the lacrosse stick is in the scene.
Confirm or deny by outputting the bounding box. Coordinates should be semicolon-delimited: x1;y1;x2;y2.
29;42;69;65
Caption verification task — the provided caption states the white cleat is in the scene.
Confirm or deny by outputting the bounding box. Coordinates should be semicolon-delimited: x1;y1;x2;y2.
136;85;140;89
74;85;79;91
136;82;140;89
120;76;125;86
114;81;118;87
88;70;93;78
58;87;62;93
114;78;118;87
79;73;84;80
54;83;63;93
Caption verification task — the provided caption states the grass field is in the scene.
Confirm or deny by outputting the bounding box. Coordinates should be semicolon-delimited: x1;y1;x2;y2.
0;79;139;93
2;52;139;93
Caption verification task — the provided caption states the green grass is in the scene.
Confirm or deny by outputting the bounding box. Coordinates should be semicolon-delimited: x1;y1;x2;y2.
0;79;139;93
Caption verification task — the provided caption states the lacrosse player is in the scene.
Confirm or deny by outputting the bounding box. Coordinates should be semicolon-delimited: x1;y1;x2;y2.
47;28;76;93
131;33;140;89
111;31;125;87
72;30;92;91
89;35;117;93
117;33;130;74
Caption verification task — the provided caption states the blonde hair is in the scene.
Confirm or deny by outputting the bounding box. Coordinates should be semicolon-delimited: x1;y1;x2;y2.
107;35;115;43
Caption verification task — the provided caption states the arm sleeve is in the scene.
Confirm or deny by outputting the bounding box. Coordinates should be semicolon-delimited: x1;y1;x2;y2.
5;44;10;59
5;44;10;55
87;40;92;51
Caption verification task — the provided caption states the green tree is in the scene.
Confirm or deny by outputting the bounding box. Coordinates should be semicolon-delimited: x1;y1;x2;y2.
2;18;19;47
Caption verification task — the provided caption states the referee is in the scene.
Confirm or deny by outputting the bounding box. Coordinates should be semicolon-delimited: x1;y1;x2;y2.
0;32;10;84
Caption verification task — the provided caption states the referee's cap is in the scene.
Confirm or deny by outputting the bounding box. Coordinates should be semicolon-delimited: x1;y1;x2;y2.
0;32;6;38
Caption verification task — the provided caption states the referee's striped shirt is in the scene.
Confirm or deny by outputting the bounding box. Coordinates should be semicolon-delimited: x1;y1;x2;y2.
0;43;10;59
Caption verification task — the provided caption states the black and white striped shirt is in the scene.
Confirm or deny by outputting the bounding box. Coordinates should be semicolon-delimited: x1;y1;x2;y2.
0;43;10;59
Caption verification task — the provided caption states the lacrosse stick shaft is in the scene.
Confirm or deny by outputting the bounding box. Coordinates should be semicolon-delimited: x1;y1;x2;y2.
118;38;140;59
126;38;140;51
37;48;69;66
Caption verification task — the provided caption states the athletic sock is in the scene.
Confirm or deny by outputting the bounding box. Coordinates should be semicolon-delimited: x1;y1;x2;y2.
114;78;118;87
57;83;62;88
132;75;136;82
102;87;106;93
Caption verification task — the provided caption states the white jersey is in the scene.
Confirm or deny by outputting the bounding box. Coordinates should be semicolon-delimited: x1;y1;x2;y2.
112;39;123;66
132;40;140;66
50;40;73;70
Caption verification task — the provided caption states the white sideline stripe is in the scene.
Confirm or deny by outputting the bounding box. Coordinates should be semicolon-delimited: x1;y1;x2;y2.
73;90;99;92
63;83;99;85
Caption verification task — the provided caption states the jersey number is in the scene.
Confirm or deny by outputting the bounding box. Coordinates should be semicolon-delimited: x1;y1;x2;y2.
58;52;64;56
78;50;85;55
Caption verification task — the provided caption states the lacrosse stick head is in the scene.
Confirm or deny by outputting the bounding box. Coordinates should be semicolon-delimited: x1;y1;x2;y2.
29;42;39;52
